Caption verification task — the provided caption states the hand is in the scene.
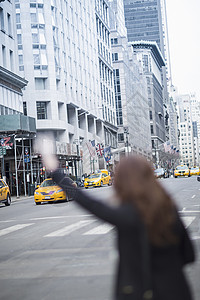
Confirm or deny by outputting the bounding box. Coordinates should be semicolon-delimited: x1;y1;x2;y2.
34;133;58;172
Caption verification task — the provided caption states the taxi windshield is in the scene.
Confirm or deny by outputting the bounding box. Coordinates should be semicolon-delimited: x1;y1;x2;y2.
176;166;188;170
40;180;57;187
88;174;101;179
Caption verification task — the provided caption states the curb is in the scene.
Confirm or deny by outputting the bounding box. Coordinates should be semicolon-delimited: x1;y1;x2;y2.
11;196;34;203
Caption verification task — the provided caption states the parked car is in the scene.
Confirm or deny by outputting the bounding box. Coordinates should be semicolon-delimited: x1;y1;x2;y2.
154;168;168;179
0;179;11;206
190;167;200;176
174;165;190;178
34;178;76;205
84;171;112;188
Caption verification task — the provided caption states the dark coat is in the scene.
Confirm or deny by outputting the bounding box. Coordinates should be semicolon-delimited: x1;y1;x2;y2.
52;171;195;300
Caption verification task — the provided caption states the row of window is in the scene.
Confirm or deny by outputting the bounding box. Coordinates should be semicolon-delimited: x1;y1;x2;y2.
0;7;12;37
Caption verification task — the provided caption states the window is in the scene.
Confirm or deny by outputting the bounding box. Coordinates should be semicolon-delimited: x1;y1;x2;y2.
36;102;47;119
18;54;23;65
2;45;6;67
150;125;154;134
16;13;20;24
149;111;152;120
35;78;47;90
30;13;37;23
23;102;27;116
17;34;22;44
7;13;12;36
112;53;118;62
0;8;4;31
32;33;39;43
118;133;124;142
9;50;13;70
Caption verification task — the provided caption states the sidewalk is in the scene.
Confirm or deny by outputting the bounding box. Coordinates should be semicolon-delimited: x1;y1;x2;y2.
11;195;33;203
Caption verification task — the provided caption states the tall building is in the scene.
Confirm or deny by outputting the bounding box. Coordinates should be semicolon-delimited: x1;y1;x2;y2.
0;0;36;195
123;0;169;140
175;94;195;167
131;41;165;166
123;0;165;55
95;0;118;151
15;0;116;175
109;0;152;160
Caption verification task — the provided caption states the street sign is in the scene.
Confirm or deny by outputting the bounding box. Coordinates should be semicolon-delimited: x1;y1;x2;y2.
25;147;29;155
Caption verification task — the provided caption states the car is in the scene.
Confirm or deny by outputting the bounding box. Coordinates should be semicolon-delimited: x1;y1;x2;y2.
174;165;190;178
0;179;11;206
154;168;168;179
84;171;112;188
190;167;200;176
34;178;75;205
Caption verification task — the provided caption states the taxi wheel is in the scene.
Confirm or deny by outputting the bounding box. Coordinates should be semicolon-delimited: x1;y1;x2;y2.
5;194;11;206
100;181;103;187
35;202;41;205
85;187;88;189
108;180;112;186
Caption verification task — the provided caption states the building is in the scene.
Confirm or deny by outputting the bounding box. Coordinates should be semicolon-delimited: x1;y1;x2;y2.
95;0;118;153
131;41;165;166
123;0;169;139
109;0;152;160
175;94;195;167
15;0;117;176
0;0;37;197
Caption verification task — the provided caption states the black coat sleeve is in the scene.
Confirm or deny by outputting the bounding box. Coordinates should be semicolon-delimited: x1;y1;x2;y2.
52;169;138;228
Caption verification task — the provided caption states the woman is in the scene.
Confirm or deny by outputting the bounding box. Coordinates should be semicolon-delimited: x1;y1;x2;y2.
44;154;195;300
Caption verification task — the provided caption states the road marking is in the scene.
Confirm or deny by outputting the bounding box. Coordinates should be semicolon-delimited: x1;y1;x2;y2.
180;211;200;213
191;236;200;240
44;220;94;237
30;215;93;221
191;195;196;199
84;223;114;235
0;223;34;237
181;217;195;228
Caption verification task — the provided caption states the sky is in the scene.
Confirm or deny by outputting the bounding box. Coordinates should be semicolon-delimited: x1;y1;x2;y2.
165;0;200;99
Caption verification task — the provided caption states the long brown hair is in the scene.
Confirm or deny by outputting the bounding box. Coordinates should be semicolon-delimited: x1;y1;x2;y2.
114;155;177;246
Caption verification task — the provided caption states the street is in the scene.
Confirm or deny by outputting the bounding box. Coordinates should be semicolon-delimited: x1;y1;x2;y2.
0;177;200;300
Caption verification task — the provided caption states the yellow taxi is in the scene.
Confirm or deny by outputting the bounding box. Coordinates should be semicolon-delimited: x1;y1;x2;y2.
174;165;190;178
34;178;68;205
190;167;200;176
0;179;11;206
84;170;112;188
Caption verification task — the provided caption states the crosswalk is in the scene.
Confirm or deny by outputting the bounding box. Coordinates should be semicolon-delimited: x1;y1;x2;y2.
0;216;196;239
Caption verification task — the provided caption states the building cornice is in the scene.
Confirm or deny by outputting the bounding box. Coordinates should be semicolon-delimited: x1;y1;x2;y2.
0;66;28;90
129;41;165;68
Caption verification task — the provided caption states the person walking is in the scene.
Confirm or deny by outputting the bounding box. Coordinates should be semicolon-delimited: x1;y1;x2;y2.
42;153;195;300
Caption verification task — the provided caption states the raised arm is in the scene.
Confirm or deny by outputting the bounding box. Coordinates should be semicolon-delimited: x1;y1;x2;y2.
52;169;139;228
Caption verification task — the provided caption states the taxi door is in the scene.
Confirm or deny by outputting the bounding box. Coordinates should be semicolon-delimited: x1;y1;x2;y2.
1;181;7;201
0;180;4;201
102;173;107;185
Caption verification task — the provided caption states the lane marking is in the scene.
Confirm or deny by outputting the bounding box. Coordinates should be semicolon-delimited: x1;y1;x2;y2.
181;217;195;228
30;215;93;221
179;210;200;213
191;195;196;199
84;223;114;235
44;220;94;237
0;223;34;237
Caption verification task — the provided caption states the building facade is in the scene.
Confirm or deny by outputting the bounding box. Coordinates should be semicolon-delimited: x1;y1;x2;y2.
131;41;165;166
15;0;117;175
109;0;152;160
123;0;169;140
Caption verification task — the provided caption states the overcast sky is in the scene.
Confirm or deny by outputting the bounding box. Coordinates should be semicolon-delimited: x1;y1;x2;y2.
165;0;200;99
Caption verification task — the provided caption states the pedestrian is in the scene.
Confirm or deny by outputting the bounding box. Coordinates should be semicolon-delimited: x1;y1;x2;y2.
42;153;195;300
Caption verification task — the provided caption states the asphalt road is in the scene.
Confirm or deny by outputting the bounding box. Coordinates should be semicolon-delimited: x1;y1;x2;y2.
0;177;200;300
